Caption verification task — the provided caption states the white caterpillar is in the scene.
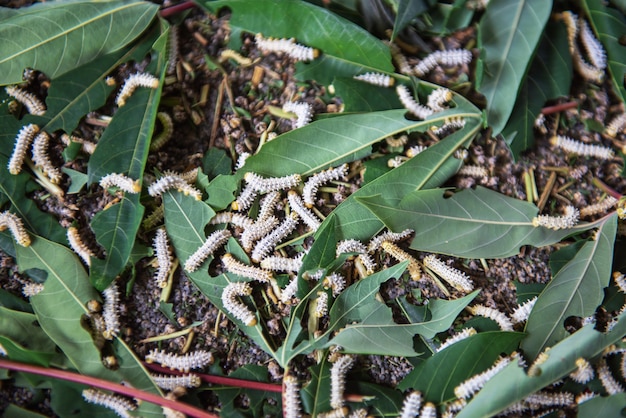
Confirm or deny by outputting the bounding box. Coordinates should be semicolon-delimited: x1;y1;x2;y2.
102;283;121;340
550;135;614;160
145;349;214;372
222;253;273;283
251;212;299;262
353;72;394;87
31;131;62;184
5;85;46;116
532;205;579;230
148;174;202;200
282;101;313;129
255;33;319;62
287;190;321;231
423;254;474;293
0;211;31;247
67;226;95;266
8;124;39;175
82;389;136;418
153;228;172;288
100;173;141;194
116;72;159;107
302;164;348;208
396;85;434;120
221;281;257;326
184;229;231;272
413;49;472;77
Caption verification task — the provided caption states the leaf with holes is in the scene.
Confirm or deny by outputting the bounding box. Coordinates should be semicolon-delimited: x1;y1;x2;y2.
357;186;605;259
198;0;393;85
521;214;617;359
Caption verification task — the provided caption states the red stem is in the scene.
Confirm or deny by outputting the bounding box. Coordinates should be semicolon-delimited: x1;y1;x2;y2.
0;359;218;418
541;101;578;115
160;1;197;18
144;362;283;393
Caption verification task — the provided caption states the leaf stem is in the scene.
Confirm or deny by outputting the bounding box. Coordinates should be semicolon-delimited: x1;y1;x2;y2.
0;358;217;418
541;101;578;115
160;1;196;18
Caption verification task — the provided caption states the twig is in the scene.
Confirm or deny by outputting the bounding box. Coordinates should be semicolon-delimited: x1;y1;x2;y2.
0;358;217;418
160;1;196;18
541;101;578;115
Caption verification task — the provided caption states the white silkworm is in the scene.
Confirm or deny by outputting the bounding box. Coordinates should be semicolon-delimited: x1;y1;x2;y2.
145;349;214;372
280;276;299;303
5;85;46;116
244;172;301;193
387;41;412;75
532;205;579;230
148;174;202;200
524;391;574;408
468;304;513;331
437;328;477;352
153;228;172;287
251;212;299;263
31;131;62;184
260;253;303;273
330;355;354;409
288;190;321;231
314;291;328;318
167;25;179;74
353;72;394;87
99;173;141;194
510;296;537;324
255;33;319;62
221;281;257;326
406;145;427;158
427;88;452;111
419;402;437;418
606;113;626;137
67;226;94;266
222;253;273;283
22;282;44;297
399;391;422;418
102;283;120;340
60;133;96;154
569;358;594;384
457;164;488;178
116;72;159;107
235;152;250;171
413;49;472;77
232;184;258;211
240;216;279;251
423;254;474;293
597;358;624;395
0;211;31;247
527;348;550;377
82;389;136;418
454;356;511;399
257;191;281;221
151;373;201;390
283;375;303;418
8;123;39;175
579;19;606;70
580;196;618;218
368;229;414;253
336;239;376;274
282;101;313;128
184;229;231;272
323;273;346;297
550;135;614;160
302;164;348;208
396;85;434;120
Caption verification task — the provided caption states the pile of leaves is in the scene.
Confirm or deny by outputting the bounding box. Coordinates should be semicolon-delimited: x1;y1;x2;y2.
1;0;626;417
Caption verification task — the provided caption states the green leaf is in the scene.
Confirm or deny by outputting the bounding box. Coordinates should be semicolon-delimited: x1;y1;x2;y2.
578;393;626;417
325;263;478;356
332;77;402;112
300;215;337;278
0;155;66;243
61;168;88;194
14;236;163;406
582;1;626;105
301;357;332;415
457;308;626;417
398;331;524;402
476;0;553;134
0;0;158;85
428;1;475;35
502;18;572;159
392;0;434;41
198;0;393;85
202;147;232;179
357;186;604;259
88;36;166;289
521;214;617;359
318;107;482;242
205;174;238;211
241;109;430;177
89;195;144;290
0;307;59;366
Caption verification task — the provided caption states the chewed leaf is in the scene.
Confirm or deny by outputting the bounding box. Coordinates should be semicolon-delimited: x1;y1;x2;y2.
198;0;393;85
357;186;604;259
0;0;159;85
521;214;617;359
